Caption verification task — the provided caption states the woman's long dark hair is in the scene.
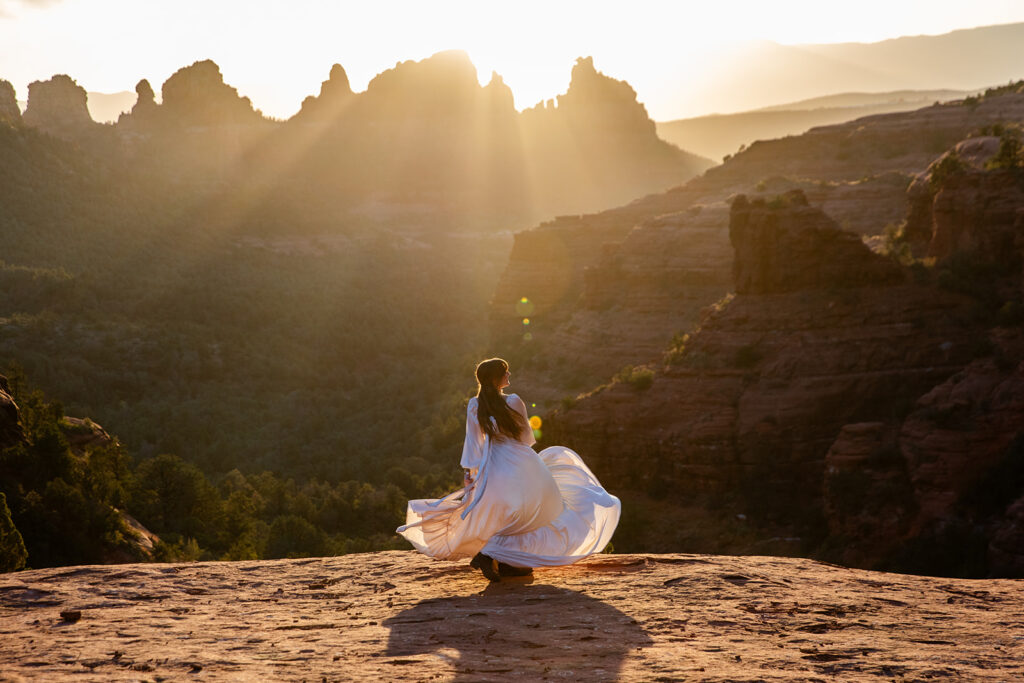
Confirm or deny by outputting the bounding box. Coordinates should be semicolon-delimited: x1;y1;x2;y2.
475;358;524;440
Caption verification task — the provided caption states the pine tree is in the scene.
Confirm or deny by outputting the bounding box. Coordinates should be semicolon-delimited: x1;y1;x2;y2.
0;492;28;572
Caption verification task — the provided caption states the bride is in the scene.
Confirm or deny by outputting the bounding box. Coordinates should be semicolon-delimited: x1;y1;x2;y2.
397;358;621;581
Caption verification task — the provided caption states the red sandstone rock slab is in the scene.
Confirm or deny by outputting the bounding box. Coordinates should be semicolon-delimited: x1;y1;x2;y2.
1;552;1021;681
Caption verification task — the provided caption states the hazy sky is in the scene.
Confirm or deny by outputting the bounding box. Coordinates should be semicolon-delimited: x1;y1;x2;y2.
2;0;1023;120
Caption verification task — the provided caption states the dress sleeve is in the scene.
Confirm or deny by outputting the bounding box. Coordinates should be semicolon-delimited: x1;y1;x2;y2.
506;394;536;447
460;398;487;470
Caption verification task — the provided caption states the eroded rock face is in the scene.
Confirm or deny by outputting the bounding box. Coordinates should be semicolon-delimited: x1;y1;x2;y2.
823;331;1024;575
540;186;1011;571
729;190;903;294
490;92;1010;408
0;80;21;126
22;74;95;136
926;170;1024;264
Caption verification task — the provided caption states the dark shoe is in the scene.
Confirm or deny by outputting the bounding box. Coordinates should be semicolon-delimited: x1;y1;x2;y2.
470;552;500;582
498;562;533;577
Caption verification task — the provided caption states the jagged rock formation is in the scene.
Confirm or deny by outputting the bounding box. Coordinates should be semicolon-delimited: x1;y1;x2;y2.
518;56;702;214
292;64;354;123
21;75;96;137
158;59;265;128
116;79;159;129
0;79;22;126
108;52;711;223
1;551;1022;681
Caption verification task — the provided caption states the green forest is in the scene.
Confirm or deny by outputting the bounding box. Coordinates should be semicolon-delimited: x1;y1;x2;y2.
0;120;519;569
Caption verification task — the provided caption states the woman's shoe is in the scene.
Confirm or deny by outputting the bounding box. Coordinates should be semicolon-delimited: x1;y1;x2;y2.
470;552;500;582
497;562;533;577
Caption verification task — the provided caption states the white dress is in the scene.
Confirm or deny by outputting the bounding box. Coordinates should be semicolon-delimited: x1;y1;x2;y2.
397;393;621;568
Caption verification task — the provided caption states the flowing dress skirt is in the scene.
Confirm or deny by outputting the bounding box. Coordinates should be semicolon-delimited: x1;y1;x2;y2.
397;439;621;568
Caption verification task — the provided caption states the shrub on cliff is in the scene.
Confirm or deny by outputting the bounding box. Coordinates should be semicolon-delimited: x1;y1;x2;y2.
929;152;967;190
614;365;654;390
985;133;1024;171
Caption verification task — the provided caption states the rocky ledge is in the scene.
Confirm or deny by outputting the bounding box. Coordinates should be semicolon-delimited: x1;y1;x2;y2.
1;551;1022;681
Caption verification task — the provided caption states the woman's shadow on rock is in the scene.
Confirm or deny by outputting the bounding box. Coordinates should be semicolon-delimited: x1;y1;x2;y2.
384;581;652;681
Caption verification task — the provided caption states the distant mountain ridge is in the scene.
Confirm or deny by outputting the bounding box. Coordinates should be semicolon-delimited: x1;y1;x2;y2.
658;88;973;161
753;89;970;112
663;22;1024;120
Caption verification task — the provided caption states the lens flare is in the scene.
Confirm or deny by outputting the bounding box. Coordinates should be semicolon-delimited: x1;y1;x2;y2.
515;297;535;316
522;318;530;326
529;415;542;429
523;332;533;341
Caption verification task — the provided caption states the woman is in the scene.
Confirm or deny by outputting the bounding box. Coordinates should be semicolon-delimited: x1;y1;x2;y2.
397;358;621;581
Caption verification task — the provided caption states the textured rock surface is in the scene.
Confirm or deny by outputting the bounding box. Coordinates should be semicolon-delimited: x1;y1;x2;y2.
1;551;1022;681
21;75;95;136
912;166;1024;263
545;284;976;504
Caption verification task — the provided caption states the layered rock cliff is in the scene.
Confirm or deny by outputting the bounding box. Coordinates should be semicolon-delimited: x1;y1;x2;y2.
2;551;1022;681
539;175;1024;576
491;85;1024;409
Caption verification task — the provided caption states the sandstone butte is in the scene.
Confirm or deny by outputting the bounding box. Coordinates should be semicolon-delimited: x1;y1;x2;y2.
1;551;1022;681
